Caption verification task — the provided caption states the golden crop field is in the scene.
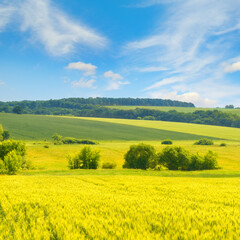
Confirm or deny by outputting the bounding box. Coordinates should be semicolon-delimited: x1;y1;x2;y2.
0;175;240;240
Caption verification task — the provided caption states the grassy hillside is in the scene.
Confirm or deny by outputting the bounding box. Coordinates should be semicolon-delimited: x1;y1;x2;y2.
0;113;217;141
107;106;240;116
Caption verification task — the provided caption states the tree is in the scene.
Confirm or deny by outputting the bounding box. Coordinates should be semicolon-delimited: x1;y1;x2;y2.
225;105;234;109
52;133;63;145
68;146;100;169
2;130;10;140
123;143;156;170
13;105;23;114
0;140;30;175
158;146;191;170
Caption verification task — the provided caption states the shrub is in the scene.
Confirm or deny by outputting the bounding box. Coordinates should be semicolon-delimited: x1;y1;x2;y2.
161;139;173;145
4;150;23;175
0;140;26;160
220;143;226;147
68;146;100;169
2;130;10;140
0;140;31;175
202;151;219;170
53;134;97;145
102;162;117;169
194;138;214;145
158;146;191;170
43;145;49;148
123;143;156;170
52;133;63;145
157;146;219;171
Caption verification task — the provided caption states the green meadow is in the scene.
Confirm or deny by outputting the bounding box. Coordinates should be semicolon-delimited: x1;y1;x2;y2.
0;113;240;239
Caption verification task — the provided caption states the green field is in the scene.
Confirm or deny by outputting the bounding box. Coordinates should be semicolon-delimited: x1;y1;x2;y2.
0;113;218;141
107;105;240;116
0;113;240;239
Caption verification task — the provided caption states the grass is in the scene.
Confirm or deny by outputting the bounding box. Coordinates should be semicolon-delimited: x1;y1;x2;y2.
0;113;218;141
24;140;240;171
75;116;240;141
107;105;240;116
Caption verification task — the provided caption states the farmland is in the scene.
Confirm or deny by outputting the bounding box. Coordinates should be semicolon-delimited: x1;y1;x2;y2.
0;113;240;239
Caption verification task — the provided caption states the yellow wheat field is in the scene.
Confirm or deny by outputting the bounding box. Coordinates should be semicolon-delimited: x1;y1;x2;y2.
0;175;239;240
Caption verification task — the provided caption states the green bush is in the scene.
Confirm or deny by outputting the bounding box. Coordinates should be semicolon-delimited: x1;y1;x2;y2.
123;143;156;170
68;146;100;169
202;151;218;170
4;150;23;175
0;140;26;160
102;162;117;169
161;139;173;145
220;143;226;147
0;140;31;175
158;146;191;170
194;139;214;145
52;133;63;145
53;134;97;145
158;146;219;171
62;137;96;145
2;130;10;140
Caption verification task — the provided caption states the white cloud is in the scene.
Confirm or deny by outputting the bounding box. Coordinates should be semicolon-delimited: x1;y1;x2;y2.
144;77;185;91
150;91;217;107
125;0;240;106
104;71;123;81
66;62;97;76
104;71;129;90
0;0;107;56
224;61;240;73
71;79;96;89
0;82;5;85
0;2;15;31
138;66;169;73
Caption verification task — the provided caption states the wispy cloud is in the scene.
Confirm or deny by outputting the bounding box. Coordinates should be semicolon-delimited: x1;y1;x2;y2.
66;62;97;76
0;0;107;55
138;66;169;73
144;77;184;91
104;71;129;90
71;79;96;89
0;81;5;85
224;61;240;73
125;0;240;106
0;2;15;31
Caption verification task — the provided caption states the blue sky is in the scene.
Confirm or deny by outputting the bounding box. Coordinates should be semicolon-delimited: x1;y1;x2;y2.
0;0;240;107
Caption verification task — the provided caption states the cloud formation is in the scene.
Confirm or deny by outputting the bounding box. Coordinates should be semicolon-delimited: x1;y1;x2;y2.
66;62;97;76
150;91;217;107
104;71;129;90
125;0;240;106
71;79;96;88
0;0;107;55
224;61;240;73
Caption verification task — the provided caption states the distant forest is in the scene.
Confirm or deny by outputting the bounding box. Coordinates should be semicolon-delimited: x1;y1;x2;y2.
0;98;240;128
0;97;195;108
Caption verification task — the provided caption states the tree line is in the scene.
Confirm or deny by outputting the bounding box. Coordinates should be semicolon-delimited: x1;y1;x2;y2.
1;98;240;128
0;97;195;110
